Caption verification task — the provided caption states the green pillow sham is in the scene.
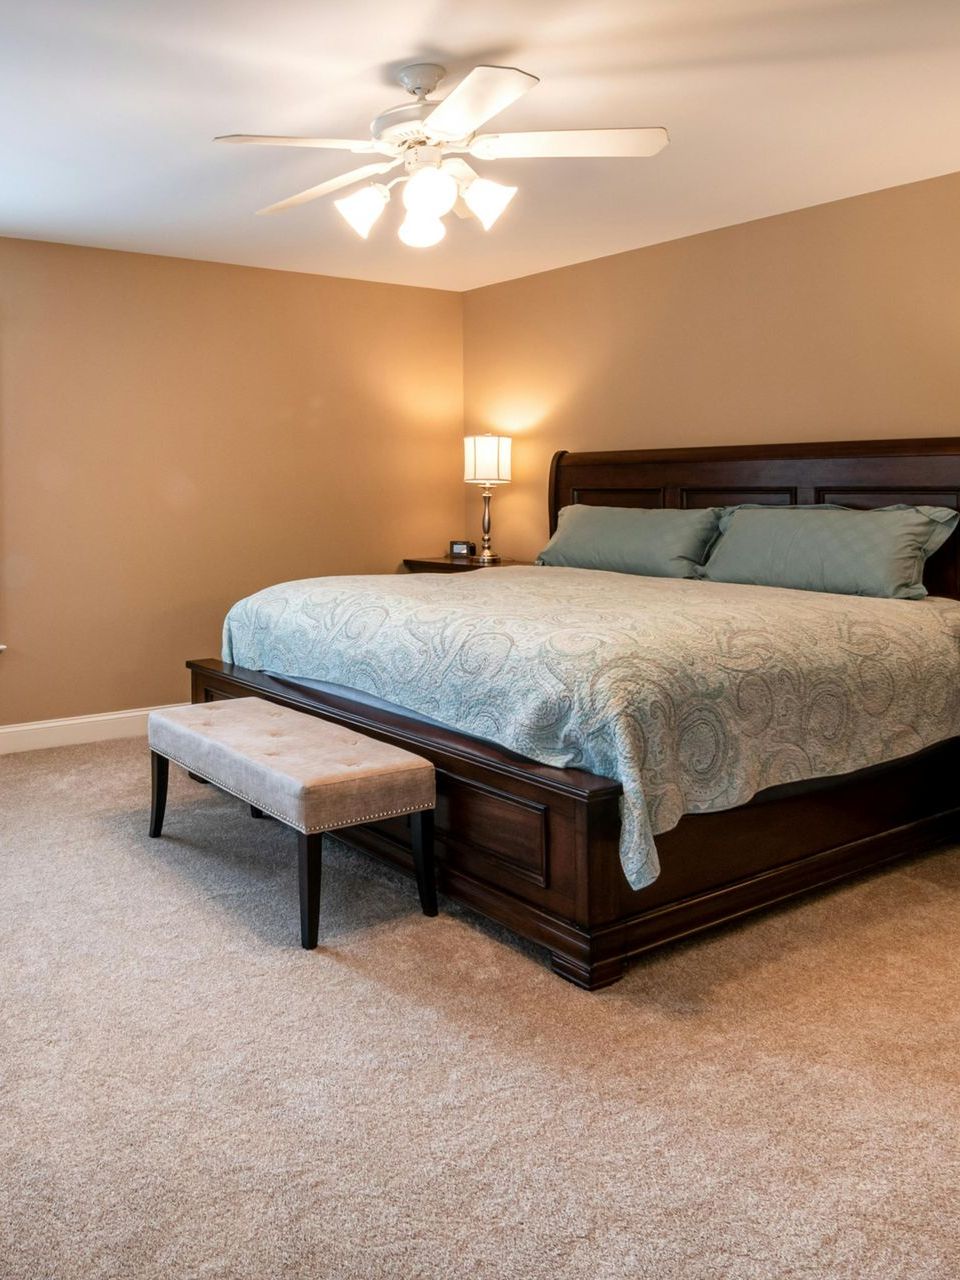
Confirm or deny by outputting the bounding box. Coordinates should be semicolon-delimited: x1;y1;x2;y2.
537;504;722;578
698;503;958;599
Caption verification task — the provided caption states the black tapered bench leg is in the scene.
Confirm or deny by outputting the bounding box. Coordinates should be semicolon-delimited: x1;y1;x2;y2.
250;805;266;819
410;809;438;917
298;832;322;949
149;751;169;838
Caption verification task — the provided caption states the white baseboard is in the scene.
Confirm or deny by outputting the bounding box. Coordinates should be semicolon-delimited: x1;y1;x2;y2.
0;704;189;755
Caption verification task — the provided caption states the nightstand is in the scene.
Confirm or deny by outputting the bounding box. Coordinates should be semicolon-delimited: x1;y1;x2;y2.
403;556;530;573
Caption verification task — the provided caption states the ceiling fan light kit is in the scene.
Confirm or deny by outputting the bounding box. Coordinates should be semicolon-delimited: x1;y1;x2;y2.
217;63;669;250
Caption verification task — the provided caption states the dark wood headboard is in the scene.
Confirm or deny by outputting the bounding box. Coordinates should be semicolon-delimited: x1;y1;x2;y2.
548;437;960;600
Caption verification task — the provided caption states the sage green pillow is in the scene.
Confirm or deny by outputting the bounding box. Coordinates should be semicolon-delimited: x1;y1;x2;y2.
699;504;958;599
537;504;722;578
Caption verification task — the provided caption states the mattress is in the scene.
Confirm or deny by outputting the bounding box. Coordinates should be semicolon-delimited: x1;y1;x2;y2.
223;566;960;888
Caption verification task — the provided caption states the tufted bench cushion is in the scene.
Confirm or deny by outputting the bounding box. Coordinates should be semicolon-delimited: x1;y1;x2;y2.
148;698;435;833
147;697;438;947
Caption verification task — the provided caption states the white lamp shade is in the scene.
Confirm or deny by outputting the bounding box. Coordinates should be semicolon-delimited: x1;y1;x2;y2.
463;178;517;230
397;215;446;248
402;167;459;218
464;435;511;485
334;184;388;238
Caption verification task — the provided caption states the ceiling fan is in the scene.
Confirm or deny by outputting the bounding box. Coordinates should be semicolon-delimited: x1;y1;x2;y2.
216;63;669;249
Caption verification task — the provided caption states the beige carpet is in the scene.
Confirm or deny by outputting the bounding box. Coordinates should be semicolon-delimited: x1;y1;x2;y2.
1;740;958;1280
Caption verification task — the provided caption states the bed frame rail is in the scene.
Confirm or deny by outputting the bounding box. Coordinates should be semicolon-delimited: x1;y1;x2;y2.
188;658;960;989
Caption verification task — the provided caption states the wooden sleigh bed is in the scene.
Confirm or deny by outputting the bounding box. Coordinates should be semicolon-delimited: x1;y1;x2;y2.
188;438;960;989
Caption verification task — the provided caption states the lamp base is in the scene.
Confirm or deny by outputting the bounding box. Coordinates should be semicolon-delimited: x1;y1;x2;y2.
476;485;501;564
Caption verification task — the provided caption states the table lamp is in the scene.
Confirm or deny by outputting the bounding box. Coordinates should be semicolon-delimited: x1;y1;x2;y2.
463;434;512;563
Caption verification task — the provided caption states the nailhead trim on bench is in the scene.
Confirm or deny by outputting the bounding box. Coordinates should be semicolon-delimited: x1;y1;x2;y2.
155;749;433;835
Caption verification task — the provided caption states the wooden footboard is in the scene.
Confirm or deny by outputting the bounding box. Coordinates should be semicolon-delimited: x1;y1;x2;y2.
188;658;960;989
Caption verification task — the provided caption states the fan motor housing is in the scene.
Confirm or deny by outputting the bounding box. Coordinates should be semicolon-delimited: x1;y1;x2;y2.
370;101;441;146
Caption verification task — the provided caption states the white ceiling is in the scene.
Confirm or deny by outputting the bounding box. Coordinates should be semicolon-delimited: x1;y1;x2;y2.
2;0;960;291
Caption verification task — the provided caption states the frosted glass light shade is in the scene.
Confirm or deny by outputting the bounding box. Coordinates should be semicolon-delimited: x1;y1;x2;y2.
464;434;512;485
402;167;459;218
397;215;446;248
334;184;389;238
463;178;517;230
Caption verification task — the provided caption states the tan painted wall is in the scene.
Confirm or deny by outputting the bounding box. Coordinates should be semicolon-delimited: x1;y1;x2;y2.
0;239;462;725
5;169;960;724
462;171;960;561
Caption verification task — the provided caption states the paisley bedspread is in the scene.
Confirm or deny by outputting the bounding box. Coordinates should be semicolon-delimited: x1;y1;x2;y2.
222;566;960;889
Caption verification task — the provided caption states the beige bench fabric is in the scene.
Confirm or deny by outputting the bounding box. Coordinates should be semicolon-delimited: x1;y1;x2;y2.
148;698;435;834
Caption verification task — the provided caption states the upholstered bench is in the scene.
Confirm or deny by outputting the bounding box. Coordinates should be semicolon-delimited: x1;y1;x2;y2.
147;698;437;947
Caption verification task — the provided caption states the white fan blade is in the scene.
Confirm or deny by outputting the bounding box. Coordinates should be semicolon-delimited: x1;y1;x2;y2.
442;158;482;220
441;157;480;183
424;66;539;141
216;134;387;154
256;160;399;215
470;127;669;160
